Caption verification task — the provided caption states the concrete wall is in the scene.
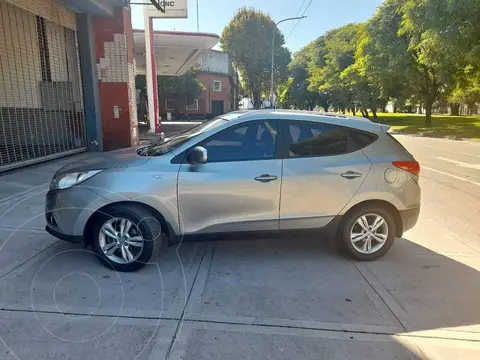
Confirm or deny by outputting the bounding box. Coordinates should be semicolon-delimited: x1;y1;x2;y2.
198;50;230;75
3;0;77;30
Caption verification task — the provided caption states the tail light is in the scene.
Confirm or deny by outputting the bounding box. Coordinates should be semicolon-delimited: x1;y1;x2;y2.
393;160;420;176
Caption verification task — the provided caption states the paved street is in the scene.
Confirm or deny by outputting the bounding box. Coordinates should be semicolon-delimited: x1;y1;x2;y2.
0;135;480;360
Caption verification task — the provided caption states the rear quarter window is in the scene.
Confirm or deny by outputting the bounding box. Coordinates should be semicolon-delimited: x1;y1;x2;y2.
348;130;378;151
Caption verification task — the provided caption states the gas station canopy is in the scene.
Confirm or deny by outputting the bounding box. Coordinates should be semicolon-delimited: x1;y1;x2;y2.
133;30;220;76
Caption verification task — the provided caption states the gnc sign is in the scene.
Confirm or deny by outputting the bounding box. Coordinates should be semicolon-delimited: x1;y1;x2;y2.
147;0;188;19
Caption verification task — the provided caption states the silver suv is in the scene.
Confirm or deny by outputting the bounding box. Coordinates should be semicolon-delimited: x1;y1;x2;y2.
46;110;421;272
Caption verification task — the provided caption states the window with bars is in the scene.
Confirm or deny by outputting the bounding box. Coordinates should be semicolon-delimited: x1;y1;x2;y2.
213;80;222;92
0;2;86;171
186;99;199;111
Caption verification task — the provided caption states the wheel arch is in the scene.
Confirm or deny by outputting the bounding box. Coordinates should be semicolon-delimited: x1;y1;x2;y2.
338;199;403;238
83;201;177;247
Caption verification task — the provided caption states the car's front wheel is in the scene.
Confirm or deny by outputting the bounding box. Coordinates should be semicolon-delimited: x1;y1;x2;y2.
340;205;396;261
91;205;162;272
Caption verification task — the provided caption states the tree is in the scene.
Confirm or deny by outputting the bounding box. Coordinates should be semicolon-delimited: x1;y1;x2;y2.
221;7;291;109
449;70;480;115
136;70;205;112
279;43;328;110
360;0;472;125
158;69;205;108
307;23;382;117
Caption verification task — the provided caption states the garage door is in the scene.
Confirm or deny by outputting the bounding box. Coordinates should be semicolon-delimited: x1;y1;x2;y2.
0;1;86;172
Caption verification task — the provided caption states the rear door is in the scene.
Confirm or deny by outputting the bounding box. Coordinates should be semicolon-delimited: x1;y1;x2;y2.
279;120;373;230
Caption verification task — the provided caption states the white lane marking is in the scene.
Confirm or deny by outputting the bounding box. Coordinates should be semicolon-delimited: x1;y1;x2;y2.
162;121;202;125
435;156;480;170
423;166;480;187
422;144;480;158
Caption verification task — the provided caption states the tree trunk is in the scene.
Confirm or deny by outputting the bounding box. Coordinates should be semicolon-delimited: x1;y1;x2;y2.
417;102;423;114
450;103;460;116
371;108;378;120
252;90;261;109
352;106;356;116
425;98;433;126
362;108;370;119
468;105;474;115
360;109;365;117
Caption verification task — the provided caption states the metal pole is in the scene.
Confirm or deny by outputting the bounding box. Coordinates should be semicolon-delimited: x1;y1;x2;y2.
144;4;156;133
270;16;306;109
270;28;275;108
196;0;200;32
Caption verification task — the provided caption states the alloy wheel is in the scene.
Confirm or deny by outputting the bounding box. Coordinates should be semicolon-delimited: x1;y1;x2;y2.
98;217;144;264
350;213;389;254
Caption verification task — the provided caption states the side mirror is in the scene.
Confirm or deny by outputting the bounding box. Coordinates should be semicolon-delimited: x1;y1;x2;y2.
187;146;208;164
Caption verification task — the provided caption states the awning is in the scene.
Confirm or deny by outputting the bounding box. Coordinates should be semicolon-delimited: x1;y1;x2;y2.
61;0;128;16
133;30;220;76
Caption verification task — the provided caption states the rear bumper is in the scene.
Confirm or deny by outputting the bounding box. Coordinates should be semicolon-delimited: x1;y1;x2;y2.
400;207;420;235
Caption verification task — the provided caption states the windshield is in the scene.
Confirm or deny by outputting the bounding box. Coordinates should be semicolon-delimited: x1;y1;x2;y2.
147;117;227;156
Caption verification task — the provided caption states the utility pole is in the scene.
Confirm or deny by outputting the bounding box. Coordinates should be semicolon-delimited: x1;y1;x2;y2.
196;0;200;31
271;16;306;108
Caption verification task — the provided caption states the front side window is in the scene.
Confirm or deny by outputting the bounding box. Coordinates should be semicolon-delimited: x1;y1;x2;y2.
200;121;278;162
288;122;348;157
148;118;227;156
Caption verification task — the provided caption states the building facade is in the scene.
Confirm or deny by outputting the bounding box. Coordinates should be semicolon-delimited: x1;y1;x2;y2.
158;49;238;120
0;0;139;171
0;0;220;171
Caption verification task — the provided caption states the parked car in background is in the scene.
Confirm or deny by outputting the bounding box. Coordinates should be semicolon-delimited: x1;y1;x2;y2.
45;110;421;272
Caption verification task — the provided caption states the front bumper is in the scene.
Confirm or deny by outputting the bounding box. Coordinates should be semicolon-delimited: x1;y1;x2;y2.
400;207;420;234
45;187;109;242
45;224;83;243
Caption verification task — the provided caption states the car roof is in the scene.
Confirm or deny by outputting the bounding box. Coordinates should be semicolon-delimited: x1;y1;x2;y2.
222;109;384;133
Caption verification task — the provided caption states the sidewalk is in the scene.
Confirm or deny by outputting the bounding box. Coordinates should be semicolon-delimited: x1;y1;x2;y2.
1;139;480;359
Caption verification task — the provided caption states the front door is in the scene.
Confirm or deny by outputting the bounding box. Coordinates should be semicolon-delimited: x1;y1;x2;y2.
178;120;281;234
211;100;224;117
280;121;372;229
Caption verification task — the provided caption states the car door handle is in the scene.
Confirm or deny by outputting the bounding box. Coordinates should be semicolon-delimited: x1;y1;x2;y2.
254;174;278;183
341;171;363;180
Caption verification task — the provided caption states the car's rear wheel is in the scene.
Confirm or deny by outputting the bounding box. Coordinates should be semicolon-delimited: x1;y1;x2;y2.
340;206;396;261
91;205;161;272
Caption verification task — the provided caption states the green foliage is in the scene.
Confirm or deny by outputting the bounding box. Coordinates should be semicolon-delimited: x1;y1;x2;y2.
158;69;205;104
360;0;480;125
221;7;291;109
136;70;205;106
278;42;328;110
376;113;480;140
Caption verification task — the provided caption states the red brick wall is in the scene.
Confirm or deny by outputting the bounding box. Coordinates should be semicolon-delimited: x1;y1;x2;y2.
159;72;232;117
94;7;138;150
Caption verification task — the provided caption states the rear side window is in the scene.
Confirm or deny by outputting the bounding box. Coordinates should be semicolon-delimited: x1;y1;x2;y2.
286;122;378;158
349;130;378;149
287;122;348;157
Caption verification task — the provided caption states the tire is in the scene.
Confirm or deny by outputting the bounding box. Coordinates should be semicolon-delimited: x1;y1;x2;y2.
340;205;396;261
91;204;162;272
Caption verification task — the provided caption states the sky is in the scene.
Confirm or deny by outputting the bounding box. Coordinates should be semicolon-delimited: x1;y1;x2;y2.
131;0;383;53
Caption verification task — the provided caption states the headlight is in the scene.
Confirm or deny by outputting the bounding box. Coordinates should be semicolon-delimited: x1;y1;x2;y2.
50;170;103;190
